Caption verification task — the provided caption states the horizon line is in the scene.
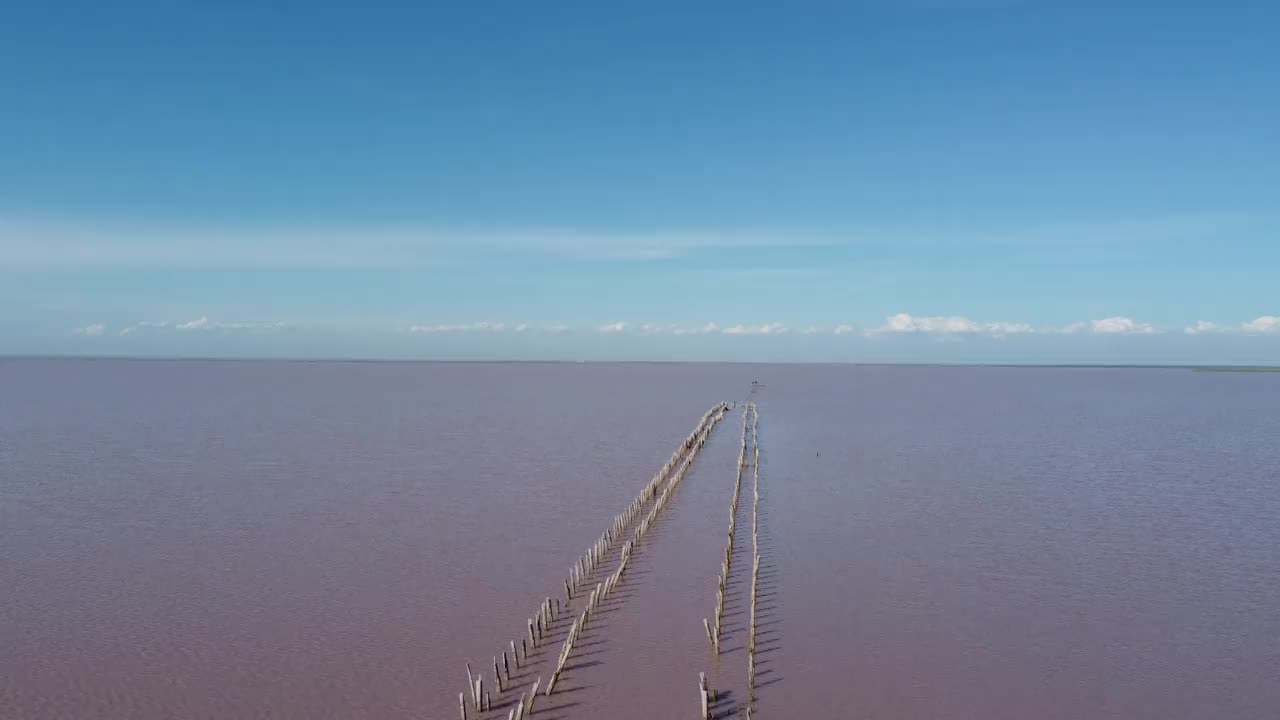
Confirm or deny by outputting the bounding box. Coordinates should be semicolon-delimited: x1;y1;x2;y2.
3;353;1277;370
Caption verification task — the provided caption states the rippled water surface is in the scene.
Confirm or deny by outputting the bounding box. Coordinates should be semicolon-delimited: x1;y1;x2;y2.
2;360;1278;719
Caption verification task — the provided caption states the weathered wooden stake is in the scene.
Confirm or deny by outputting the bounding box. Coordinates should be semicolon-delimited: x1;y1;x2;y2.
698;672;711;719
527;677;541;716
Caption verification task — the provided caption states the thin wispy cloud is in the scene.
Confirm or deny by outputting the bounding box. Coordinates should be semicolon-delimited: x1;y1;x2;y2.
833;324;856;335
722;323;789;336
0;216;840;269
409;322;507;333
1183;316;1280;336
177;316;210;330
1184;320;1222;335
71;322;106;337
117;318;287;335
598;322;628;334
869;313;1033;337
119;320;170;336
672;322;720;336
171;316;288;332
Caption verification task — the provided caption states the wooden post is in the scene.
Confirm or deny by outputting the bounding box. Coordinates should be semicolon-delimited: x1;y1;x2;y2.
699;672;710;719
527;677;541;717
466;664;475;707
459;692;466;720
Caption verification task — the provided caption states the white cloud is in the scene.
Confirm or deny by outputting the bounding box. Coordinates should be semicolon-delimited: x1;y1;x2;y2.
219;321;287;330
545;324;570;334
71;322;106;337
673;322;720;336
1181;317;1280;335
1089;316;1158;335
722;323;788;336
409;322;506;333
514;323;530;332
171;316;287;332
177;316;210;330
984;322;1036;337
598;322;627;334
637;323;669;335
1242;316;1280;334
1184;320;1222;335
799;326;820;335
119;320;169;336
0;216;844;269
119;318;286;335
833;324;855;335
869;313;1034;337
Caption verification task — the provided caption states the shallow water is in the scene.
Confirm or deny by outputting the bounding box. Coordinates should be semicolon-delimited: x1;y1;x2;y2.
2;360;1277;719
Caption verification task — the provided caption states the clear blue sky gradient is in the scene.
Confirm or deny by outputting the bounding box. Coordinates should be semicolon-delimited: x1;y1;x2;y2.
3;2;1277;361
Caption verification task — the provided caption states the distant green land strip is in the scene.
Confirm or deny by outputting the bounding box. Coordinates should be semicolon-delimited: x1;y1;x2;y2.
1193;366;1280;373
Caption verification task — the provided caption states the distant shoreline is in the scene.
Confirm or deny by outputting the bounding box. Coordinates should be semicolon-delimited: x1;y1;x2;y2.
1;355;1277;371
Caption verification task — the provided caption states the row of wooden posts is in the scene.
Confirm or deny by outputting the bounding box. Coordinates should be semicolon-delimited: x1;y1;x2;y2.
748;406;761;708
703;402;755;654
459;402;731;719
698;402;762;720
551;403;731;697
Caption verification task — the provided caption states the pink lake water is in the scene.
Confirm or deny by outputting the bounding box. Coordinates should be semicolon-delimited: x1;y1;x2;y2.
2;359;1278;719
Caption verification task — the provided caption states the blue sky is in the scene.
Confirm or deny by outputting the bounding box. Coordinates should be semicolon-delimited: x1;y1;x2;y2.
2;2;1277;362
